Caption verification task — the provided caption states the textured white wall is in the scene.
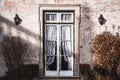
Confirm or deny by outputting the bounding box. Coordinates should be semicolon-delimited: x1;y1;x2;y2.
0;0;120;76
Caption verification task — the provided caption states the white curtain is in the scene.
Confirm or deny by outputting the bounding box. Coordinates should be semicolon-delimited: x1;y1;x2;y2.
62;42;71;60
62;26;71;40
61;14;72;21
46;14;56;21
46;42;56;65
62;26;72;69
46;25;72;70
46;26;56;65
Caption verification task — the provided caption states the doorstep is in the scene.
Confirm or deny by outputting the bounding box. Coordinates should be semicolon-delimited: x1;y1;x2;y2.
38;76;81;80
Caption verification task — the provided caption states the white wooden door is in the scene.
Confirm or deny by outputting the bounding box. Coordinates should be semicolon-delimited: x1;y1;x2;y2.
44;11;74;76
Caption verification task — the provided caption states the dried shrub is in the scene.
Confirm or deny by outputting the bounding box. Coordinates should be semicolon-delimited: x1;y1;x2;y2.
117;64;120;77
80;32;120;80
93;65;116;80
92;32;120;73
93;73;114;80
91;31;120;80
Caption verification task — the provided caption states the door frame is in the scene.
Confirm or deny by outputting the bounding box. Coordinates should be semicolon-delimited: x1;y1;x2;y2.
39;4;81;77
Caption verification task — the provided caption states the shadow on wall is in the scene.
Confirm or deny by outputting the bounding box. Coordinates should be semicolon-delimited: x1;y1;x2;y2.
80;3;94;67
0;15;40;79
0;15;40;40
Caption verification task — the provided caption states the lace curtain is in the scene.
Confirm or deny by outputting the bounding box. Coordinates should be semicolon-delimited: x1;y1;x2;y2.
62;26;72;70
46;25;72;70
61;14;72;21
46;26;56;65
46;14;56;21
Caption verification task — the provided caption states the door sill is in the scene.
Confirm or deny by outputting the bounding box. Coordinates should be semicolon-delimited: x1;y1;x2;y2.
39;76;81;79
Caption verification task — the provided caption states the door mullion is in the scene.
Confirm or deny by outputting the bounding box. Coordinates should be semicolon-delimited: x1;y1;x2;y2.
58;12;60;76
59;24;62;76
57;24;60;75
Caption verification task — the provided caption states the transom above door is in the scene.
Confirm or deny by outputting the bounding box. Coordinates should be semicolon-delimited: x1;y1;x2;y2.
44;11;74;76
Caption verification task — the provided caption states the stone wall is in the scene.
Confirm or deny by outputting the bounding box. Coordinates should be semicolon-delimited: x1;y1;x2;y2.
0;0;120;77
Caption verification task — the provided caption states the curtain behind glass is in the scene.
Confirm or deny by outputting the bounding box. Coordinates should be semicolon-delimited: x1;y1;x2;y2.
61;25;72;70
46;25;56;65
46;14;57;21
61;14;72;21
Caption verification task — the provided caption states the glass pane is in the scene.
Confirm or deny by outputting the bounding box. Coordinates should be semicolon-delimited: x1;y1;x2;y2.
61;25;71;40
61;56;72;70
46;56;57;70
46;25;57;40
61;41;72;56
61;41;72;71
46;14;57;21
46;41;57;56
61;14;72;21
45;24;57;71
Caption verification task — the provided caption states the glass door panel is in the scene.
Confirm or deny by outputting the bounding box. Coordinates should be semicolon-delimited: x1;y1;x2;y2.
45;25;57;72
60;25;73;76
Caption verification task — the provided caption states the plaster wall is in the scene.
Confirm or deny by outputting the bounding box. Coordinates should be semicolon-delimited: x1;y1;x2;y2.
0;0;120;77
